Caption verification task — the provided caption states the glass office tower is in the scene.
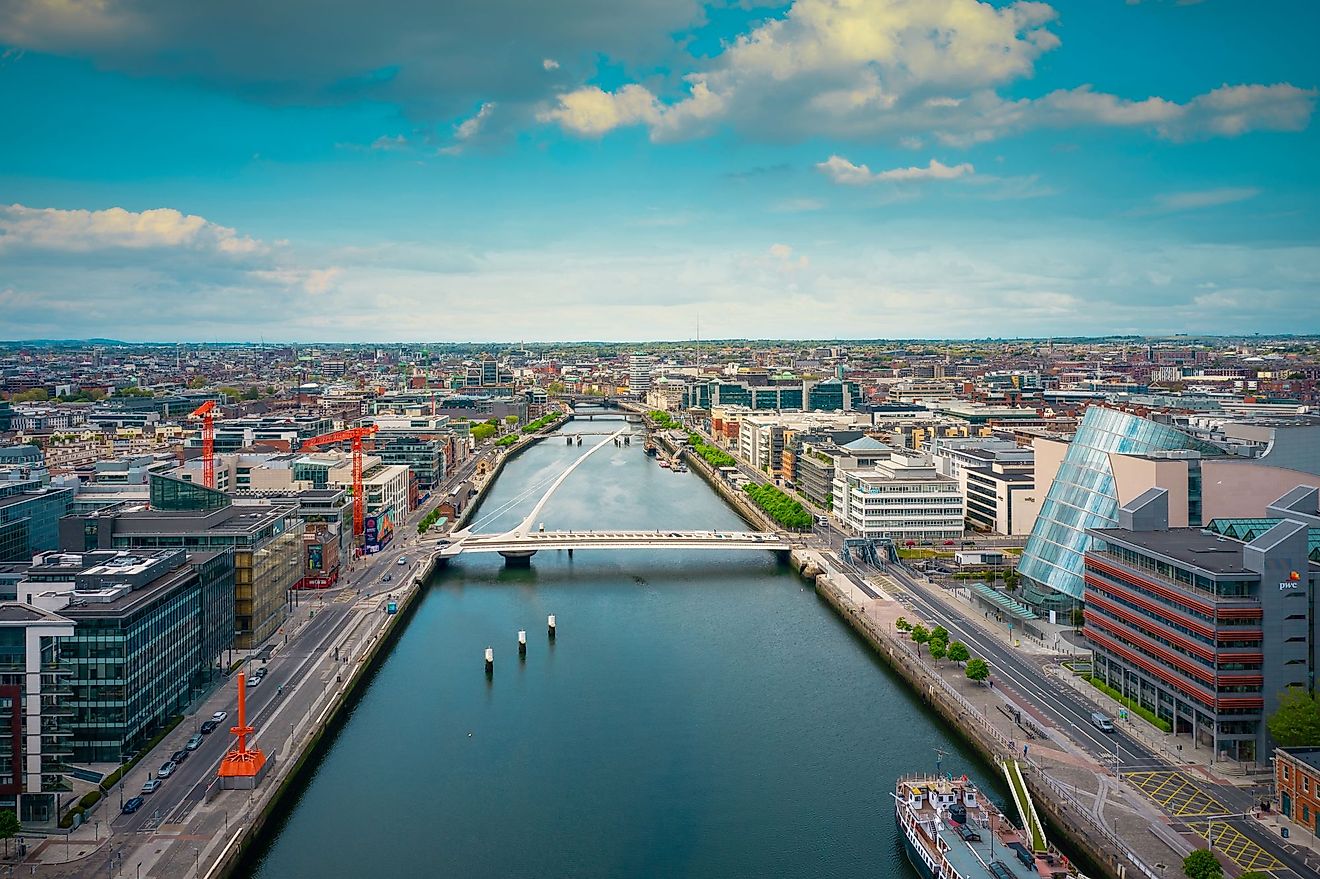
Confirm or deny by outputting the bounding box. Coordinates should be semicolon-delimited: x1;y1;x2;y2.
1017;407;1223;611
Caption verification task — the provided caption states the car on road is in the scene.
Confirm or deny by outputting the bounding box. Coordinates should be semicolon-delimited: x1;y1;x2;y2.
186;733;205;750
171;749;188;764
381;574;392;583
248;674;263;688
122;796;145;814
141;779;162;794
1090;711;1115;733
397;556;407;565
211;710;228;723
157;761;177;779
200;720;220;735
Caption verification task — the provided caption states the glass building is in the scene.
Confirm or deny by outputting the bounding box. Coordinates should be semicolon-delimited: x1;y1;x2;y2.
682;379;859;412
0;483;74;562
1018;407;1223;610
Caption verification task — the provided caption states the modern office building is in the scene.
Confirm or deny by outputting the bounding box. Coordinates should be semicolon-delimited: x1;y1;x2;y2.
682;378;860;412
1018;407;1236;611
832;452;964;542
0;482;75;562
628;354;654;395
62;476;301;648
377;436;445;489
0;604;75;824
1020;408;1320;612
1083;486;1320;762
15;548;235;763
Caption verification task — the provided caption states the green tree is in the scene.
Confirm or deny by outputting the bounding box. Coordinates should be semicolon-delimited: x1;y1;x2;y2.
505;415;520;424
965;658;990;685
0;809;19;856
910;625;930;654
894;617;912;633
1267;688;1320;746
218;386;243;400
929;638;948;662
931;626;949;643
10;388;48;403
471;423;497;442
947;641;970;663
1181;848;1223;879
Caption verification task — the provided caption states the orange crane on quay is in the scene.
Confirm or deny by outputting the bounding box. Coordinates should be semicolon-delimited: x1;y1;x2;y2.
189;400;219;489
300;425;379;544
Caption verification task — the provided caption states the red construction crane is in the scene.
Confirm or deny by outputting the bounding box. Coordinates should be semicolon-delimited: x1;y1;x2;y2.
190;400;218;489
300;425;379;543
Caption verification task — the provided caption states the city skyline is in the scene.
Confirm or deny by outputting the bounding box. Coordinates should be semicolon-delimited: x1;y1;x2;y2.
3;0;1318;342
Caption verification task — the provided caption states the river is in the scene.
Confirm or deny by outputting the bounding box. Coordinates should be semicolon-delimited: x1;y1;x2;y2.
241;416;995;878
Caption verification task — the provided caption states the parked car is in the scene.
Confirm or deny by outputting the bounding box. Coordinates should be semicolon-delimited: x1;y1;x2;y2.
200;720;219;735
157;761;177;779
248;675;263;688
185;733;204;750
211;710;228;723
171;749;188;764
122;796;145;814
141;779;162;794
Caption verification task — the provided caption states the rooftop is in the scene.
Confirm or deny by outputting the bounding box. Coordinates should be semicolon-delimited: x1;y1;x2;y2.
1090;527;1255;575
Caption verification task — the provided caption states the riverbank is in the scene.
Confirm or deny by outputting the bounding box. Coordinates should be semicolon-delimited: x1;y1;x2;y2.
203;564;429;879
454;413;568;530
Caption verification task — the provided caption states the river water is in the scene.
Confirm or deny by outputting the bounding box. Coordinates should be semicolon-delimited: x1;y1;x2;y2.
242;417;994;878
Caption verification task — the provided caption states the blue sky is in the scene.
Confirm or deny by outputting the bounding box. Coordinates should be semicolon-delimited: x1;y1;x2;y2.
1;0;1317;342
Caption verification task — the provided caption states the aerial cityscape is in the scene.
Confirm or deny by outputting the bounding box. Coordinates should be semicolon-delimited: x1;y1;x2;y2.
2;2;1320;879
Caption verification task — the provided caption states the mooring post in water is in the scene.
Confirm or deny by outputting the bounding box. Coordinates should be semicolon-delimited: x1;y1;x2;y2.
485;647;494;675
518;630;527;659
548;614;557;640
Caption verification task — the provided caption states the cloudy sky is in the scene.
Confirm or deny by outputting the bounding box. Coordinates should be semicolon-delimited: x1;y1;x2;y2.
1;0;1317;342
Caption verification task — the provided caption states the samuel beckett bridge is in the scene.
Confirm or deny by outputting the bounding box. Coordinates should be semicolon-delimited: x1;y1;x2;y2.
428;428;791;564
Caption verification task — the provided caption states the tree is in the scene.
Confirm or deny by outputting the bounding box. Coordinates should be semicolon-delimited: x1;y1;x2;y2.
188;377;207;389
1181;848;1223;879
931;626;949;643
894;617;912;633
947;641;970;664
10;388;48;403
910;625;931;654
505;415;520;424
929;638;948;662
965;658;990;685
0;809;18;856
1267;688;1320;746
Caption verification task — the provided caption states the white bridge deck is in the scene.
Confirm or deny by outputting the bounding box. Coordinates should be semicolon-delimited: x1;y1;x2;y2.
433;529;791;558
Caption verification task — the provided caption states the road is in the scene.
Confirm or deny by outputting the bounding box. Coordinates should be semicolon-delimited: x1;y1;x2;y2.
42;446;497;878
864;557;1316;878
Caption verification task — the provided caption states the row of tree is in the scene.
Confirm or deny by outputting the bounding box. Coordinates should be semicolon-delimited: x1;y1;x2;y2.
743;482;813;530
895;618;990;684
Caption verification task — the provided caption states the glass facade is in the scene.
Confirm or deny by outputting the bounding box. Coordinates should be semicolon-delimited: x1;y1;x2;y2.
150;473;230;511
0;487;74;562
683;380;859;412
1018;407;1223;606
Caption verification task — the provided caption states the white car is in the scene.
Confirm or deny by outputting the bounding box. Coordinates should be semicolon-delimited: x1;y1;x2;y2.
211;711;228;723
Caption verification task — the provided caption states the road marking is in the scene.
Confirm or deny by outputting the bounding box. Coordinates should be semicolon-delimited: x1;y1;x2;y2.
1194;820;1284;872
1125;770;1228;817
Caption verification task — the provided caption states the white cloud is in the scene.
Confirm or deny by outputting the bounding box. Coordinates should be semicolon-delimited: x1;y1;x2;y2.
768;243;793;258
370;134;409;151
540;0;1315;145
0;204;264;255
817;156;974;185
1141;187;1261;213
456;102;496;140
542;58;560;71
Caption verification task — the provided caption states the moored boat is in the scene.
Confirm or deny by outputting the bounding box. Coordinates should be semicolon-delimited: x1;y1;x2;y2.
895;773;1079;879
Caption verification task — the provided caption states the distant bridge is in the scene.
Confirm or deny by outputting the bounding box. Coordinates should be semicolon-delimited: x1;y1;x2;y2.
430;427;789;564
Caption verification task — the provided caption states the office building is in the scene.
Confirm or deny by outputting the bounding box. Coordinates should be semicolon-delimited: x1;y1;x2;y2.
628;354;654;395
682;378;860;412
832;452;963;542
63;476;301;648
15;548;235;763
0;604;75;824
1083;486;1320;762
0;482;75;562
377;436;445;489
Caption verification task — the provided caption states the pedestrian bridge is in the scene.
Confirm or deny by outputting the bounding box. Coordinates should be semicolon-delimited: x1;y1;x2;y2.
427;426;790;563
432;529;791;560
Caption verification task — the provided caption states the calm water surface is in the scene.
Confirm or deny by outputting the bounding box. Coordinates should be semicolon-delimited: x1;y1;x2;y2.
243;417;994;878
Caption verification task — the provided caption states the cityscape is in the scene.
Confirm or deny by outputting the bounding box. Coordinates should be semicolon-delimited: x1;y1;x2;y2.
3;3;1320;879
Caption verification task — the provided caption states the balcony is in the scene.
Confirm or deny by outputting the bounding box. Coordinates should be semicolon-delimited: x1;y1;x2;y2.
40;663;74;676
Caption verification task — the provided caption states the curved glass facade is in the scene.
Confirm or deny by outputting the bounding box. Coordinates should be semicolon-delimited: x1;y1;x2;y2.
1017;407;1223;605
